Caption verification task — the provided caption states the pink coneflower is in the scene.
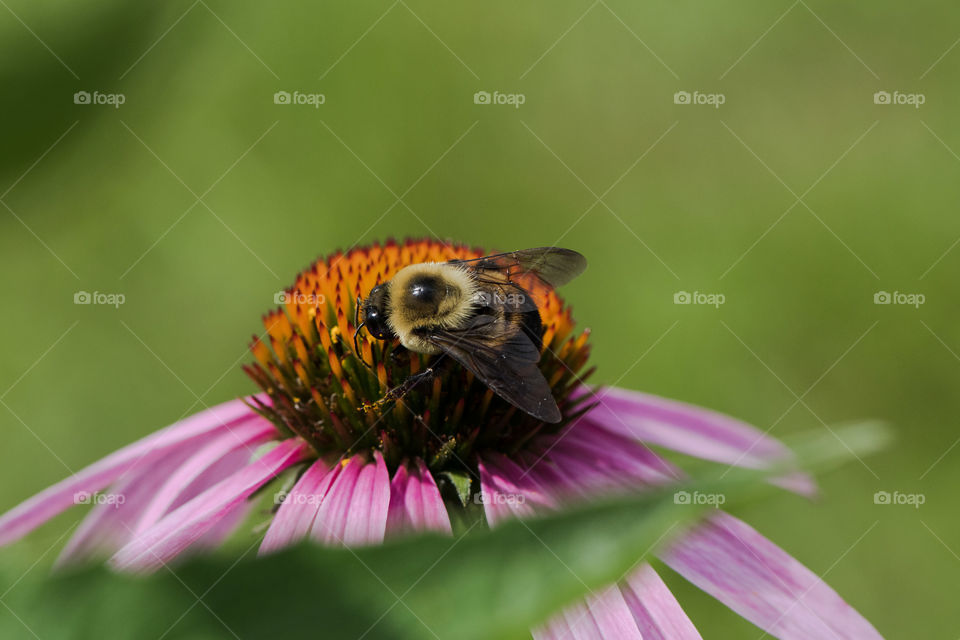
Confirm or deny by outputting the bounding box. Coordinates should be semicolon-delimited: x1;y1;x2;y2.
0;239;880;639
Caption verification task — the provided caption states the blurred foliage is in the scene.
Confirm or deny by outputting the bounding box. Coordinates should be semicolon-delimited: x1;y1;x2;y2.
0;479;726;640
1;1;958;637
0;431;887;640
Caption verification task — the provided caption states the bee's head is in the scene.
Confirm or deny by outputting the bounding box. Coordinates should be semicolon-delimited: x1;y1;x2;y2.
360;284;393;340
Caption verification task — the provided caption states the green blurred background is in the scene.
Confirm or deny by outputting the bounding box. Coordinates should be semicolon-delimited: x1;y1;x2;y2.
1;1;957;637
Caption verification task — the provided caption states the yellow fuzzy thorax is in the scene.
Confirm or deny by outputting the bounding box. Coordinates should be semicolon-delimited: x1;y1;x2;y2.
386;262;478;352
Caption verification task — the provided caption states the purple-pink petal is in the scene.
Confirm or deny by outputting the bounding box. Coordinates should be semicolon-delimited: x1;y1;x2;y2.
501;449;702;640
260;459;337;554
58;424;270;566
493;439;703;640
386;459;452;537
110;438;309;572
0;396;267;546
620;564;702;639
538;419;682;489
517;452;587;499
132;418;275;534
477;455;554;527
580;386;815;495
191;499;251;551
310;453;390;547
534;585;643;640
55;444;199;566
662;512;882;639
485;420;877;640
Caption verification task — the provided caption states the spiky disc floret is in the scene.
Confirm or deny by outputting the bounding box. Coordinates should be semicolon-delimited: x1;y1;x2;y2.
244;239;593;475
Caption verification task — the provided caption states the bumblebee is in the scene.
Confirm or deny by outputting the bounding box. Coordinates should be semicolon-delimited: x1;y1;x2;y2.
354;247;586;423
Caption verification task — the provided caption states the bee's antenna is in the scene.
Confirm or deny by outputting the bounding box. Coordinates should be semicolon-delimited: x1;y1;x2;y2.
353;323;373;369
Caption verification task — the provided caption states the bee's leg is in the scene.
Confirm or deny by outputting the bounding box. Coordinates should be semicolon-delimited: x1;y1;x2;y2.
384;367;436;402
359;356;447;413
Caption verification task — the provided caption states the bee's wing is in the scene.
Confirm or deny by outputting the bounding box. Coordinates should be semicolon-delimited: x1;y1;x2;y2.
425;315;561;423
449;247;587;290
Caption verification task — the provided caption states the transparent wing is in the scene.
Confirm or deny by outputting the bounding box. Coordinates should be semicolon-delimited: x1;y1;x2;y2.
449;247;587;290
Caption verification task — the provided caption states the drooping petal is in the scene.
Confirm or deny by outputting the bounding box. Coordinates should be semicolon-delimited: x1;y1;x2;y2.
131;418;276;534
110;438;309;572
661;512;882;639
58;429;271;567
310;452;390;547
55;444;200;566
580;386;815;495
505;448;701;640
535;600;589;640
538;447;626;495
191;499;251;550
620;564;702;640
169;446;255;512
519;439;670;505
386;459;452;537
516;451;586;499
260;459;337;554
533;585;643;640
477;455;552;527
487;418;872;640
133;419;275;534
537;419;682;490
0;396;267;546
168;445;264;554
492;454;560;510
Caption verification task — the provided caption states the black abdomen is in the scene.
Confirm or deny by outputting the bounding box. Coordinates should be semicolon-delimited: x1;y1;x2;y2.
513;308;543;352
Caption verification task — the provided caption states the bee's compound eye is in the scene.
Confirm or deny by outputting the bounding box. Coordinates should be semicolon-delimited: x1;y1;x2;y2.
363;308;387;339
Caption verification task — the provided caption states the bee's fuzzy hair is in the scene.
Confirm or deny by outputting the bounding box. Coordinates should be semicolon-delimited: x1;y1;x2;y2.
386;262;478;352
